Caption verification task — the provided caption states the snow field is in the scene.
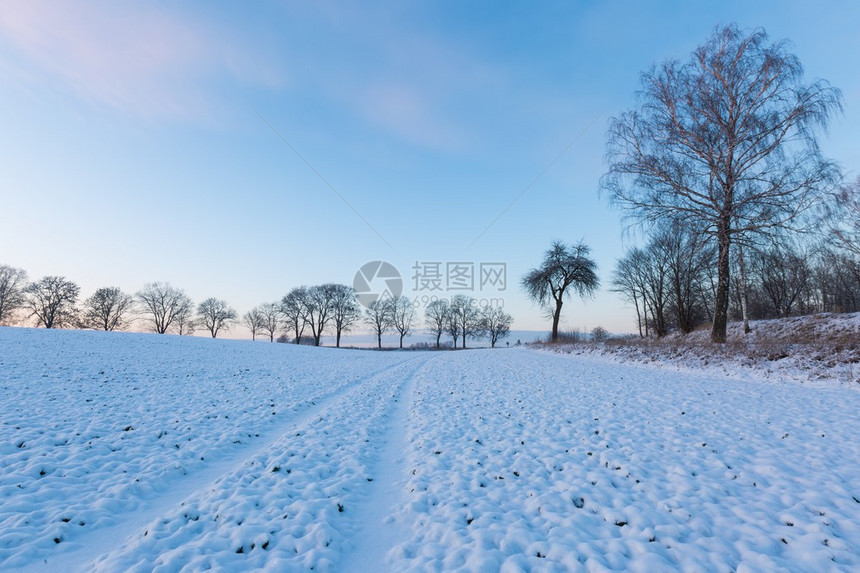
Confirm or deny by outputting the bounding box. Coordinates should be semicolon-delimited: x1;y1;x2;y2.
0;328;416;570
2;327;860;571
391;350;860;571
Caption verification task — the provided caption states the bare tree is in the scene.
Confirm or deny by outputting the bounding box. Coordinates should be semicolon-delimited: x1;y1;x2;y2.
281;287;309;344
830;176;860;256
444;301;461;348
174;304;196;335
611;248;649;337
603;24;841;342
303;284;339;346
329;284;361;348
26;276;80;328
0;265;28;325
591;326;610;342
657;223;715;334
137;282;193;334
521;241;599;342
259;302;283;342
364;297;394;349
448;295;482;349
391;296;416;349
198;298;237;338
755;244;811;317
82;287;134;331
243;307;265;341
424;299;449;349
480;306;513;348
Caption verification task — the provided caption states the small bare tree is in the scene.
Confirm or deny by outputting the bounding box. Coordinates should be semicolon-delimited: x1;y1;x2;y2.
243;307;265;341
281;287;309;344
480;306;513;348
364;297;394;349
329;284;361;348
522;241;599;342
82;287;134;331
174;304;196;335
198;298;237;338
26;276;80;328
448;295;481;349
591;326;609;342
137;282;193;334
0;265;28;325
391;296;416;349
258;302;283;342
424;299;449;349
831;176;860;256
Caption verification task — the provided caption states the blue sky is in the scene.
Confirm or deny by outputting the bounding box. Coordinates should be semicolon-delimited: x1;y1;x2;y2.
1;1;858;336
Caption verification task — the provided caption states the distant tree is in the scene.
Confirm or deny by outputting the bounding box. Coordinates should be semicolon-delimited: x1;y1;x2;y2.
830;176;860;256
444;302;461;348
82;287;134;331
281;287;309;344
198;298;237;338
304;284;339;346
174;304;196;335
243;307;265;341
656;222;715;334
0;265;28;325
448;295;481;349
480;306;513;348
391;296;416;349
364;297;394;349
329;284;361;348
258;302;283;342
424;299;449;349
603;25;841;342
754;244;811;318
26;276;80;328
641;237;671;338
611;248;649;337
521;240;599;342
137;282;193;334
591;326;609;342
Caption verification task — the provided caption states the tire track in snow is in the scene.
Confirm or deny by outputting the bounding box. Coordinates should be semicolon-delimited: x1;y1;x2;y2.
337;353;437;572
21;354;422;573
85;354;433;572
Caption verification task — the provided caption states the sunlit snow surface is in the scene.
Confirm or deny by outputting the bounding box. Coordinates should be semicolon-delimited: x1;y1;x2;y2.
1;328;859;571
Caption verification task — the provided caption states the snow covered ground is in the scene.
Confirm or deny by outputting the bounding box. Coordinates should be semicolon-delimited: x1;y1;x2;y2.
1;327;859;571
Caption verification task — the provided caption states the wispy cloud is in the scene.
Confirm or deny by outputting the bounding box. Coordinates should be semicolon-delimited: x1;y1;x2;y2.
0;1;283;122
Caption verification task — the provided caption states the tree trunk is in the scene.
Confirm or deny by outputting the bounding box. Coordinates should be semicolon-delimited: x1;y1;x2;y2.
551;299;563;342
336;330;342;348
435;332;441;349
377;332;382;349
399;334;404;349
633;291;643;338
711;221;731;343
738;242;751;334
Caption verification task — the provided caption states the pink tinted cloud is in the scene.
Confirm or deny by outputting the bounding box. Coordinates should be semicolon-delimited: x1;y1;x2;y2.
0;1;283;121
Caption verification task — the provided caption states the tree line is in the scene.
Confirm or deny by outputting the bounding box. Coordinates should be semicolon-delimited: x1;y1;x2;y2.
0;270;514;349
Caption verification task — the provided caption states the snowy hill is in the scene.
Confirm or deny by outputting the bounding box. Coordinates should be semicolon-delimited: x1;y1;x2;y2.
1;326;859;571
